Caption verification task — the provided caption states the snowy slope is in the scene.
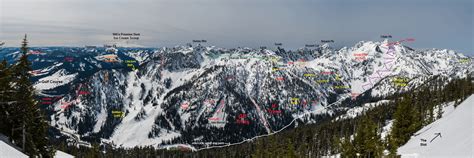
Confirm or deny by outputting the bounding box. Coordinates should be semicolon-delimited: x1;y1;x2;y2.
55;150;75;158
33;69;78;90
0;141;28;158
398;95;474;158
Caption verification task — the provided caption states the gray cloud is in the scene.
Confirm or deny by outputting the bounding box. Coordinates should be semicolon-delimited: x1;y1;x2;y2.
1;0;472;55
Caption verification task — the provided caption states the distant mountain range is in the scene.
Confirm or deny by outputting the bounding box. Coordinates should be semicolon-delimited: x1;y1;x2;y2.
1;40;472;150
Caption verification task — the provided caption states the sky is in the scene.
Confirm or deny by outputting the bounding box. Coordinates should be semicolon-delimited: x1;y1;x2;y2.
1;0;473;55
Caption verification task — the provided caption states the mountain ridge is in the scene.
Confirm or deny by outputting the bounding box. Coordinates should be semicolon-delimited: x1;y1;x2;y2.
1;40;471;149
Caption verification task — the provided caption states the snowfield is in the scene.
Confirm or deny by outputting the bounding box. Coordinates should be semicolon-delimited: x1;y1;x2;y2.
0;141;28;158
1;133;73;158
33;69;77;90
55;150;75;158
398;95;474;158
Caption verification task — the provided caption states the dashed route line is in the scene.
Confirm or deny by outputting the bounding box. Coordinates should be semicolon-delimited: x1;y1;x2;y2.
362;44;397;91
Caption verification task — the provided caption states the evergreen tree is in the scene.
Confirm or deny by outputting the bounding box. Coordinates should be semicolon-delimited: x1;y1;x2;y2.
11;35;55;157
285;139;297;158
351;115;383;157
0;59;15;135
423;102;434;125
436;104;443;120
267;136;277;158
251;140;263;158
388;94;420;155
340;135;356;157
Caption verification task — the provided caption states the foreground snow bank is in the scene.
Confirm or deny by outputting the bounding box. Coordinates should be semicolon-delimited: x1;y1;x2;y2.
55;150;75;158
398;95;474;158
0;141;28;158
0;141;74;158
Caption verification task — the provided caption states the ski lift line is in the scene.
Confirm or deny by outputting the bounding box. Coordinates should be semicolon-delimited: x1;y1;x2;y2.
192;93;350;152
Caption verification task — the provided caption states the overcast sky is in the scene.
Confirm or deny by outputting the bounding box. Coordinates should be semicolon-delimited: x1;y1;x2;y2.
1;0;472;55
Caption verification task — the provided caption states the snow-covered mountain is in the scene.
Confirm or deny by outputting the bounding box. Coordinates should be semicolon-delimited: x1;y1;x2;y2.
1;40;471;150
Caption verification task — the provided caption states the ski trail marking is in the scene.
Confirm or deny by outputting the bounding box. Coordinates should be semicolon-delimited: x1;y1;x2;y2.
248;95;271;134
